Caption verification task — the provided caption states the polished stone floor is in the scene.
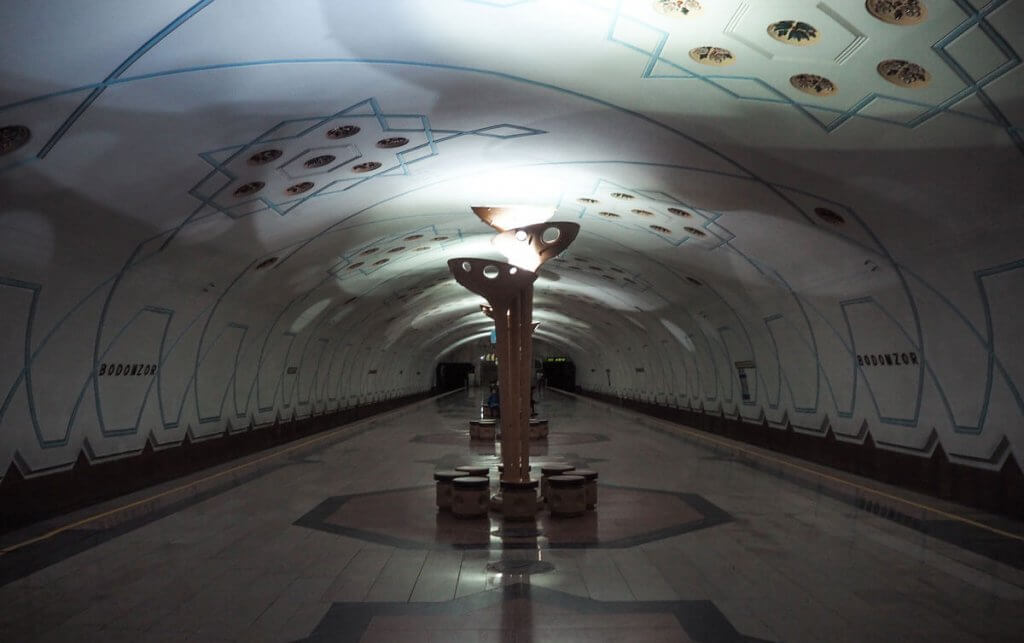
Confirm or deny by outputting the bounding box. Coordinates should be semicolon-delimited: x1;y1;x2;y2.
1;388;1023;642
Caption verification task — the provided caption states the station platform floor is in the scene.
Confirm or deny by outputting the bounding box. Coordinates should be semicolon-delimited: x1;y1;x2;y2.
1;388;1022;642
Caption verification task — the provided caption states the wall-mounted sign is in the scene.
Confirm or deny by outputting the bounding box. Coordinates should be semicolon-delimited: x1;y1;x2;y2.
734;361;755;402
857;352;918;367
97;363;158;377
545;357;569;363
286;366;298;374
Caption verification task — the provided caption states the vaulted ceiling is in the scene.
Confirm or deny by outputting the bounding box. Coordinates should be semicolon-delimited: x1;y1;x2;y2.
1;0;1022;478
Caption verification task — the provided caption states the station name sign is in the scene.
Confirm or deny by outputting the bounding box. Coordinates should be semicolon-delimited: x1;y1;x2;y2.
97;363;158;376
857;352;918;367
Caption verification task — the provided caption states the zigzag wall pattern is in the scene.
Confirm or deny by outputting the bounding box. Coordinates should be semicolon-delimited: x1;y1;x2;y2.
2;160;1019;478
0;0;1020;486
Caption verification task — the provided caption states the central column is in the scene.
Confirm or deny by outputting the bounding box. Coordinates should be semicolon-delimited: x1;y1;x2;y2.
515;284;534;480
495;299;527;482
487;288;532;483
447;218;580;512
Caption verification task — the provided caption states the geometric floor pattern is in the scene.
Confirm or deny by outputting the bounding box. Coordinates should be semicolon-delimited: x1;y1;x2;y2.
1;389;1021;642
295;484;732;550
410;430;611;446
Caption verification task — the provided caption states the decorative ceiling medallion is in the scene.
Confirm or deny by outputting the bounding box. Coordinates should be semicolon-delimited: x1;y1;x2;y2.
327;124;361;139
610;266;625;273
653;0;702;17
304;154;335;168
877;59;931;88
601;274;615;281
285;181;314;195
814;207;846;225
590;265;604;271
866;0;926;25
689;46;735;66
650;225;672;234
631;209;654;217
348;262;364;270
414;246;430;251
599;211;621;218
667;207;693;218
684;226;706;237
233;181;265;197
768;21;820;45
376;136;409;148
610;192;635;200
388;246;405;253
790;74;837;96
247;149;282;165
686;276;703;286
360;247;379;256
577;197;599;204
255;256;278;270
432;236;449;241
404;234;424;241
372;258;389;266
352;161;381;173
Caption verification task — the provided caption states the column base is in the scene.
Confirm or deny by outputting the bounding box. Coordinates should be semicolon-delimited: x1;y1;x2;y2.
498;480;539;521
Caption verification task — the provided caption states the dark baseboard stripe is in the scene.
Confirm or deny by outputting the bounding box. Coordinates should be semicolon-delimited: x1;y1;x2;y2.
567;389;1024;521
562;388;1024;570
0;389;447;534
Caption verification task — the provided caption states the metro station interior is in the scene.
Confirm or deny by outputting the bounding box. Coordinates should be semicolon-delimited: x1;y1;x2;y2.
1;1;1023;641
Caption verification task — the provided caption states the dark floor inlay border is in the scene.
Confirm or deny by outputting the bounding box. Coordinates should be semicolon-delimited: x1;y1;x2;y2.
411;431;610;446
301;584;773;642
292;483;733;550
492;525;543;538
485;559;555;575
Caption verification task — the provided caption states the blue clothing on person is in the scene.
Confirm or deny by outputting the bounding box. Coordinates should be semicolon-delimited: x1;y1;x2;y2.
486;389;500;417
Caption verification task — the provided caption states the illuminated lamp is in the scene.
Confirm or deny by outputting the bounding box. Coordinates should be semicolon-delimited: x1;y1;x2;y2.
471;205;554;232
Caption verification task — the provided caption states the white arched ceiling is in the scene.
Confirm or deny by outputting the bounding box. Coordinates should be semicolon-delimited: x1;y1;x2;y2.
0;0;1022;478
